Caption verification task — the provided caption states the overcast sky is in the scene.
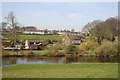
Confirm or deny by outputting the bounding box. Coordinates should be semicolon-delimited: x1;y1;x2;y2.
2;2;118;31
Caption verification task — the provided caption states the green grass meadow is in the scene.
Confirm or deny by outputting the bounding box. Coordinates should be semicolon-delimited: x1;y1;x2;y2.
17;34;59;41
2;63;118;78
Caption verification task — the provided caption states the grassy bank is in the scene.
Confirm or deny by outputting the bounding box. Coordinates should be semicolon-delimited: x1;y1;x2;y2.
2;63;118;78
2;50;44;55
17;34;58;41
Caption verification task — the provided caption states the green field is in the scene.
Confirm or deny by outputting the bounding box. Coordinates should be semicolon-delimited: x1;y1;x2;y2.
2;63;118;78
17;34;59;41
2;32;59;42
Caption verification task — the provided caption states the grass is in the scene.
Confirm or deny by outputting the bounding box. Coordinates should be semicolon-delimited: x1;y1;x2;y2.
2;63;118;78
17;34;59;41
2;50;44;55
85;51;94;54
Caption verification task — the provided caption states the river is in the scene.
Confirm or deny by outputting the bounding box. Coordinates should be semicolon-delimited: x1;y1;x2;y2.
2;56;119;66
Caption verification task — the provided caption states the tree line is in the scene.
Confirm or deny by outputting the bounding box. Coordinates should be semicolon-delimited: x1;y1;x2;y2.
82;17;118;42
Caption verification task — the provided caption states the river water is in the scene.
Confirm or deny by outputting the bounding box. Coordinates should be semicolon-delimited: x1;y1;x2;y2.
2;56;119;66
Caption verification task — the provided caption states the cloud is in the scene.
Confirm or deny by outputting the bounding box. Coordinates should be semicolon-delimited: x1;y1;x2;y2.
67;13;90;20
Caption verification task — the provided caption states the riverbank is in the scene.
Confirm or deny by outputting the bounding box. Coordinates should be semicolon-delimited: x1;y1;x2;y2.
2;50;118;57
2;63;118;78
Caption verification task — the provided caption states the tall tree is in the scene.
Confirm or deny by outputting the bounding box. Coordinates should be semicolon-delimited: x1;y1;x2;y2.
102;17;118;40
5;11;18;46
82;17;118;41
82;20;102;40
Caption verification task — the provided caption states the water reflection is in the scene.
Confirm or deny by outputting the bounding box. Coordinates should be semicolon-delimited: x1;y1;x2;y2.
2;56;119;66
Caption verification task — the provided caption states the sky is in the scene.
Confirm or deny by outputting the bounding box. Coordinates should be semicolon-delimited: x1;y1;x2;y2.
2;2;118;31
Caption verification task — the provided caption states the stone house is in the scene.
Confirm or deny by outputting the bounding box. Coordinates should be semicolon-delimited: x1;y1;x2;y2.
23;30;45;35
25;39;43;50
62;33;85;46
22;26;37;31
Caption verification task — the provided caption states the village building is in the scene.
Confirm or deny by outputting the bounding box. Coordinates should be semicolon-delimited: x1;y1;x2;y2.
57;31;66;35
22;26;37;31
23;30;45;35
62;33;85;46
25;39;43;50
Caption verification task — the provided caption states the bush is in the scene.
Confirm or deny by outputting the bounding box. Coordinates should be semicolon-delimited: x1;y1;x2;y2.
57;50;66;55
43;43;65;55
74;40;98;54
65;45;75;54
94;40;118;56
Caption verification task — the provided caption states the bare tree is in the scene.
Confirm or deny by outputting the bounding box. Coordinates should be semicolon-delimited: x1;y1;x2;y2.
82;20;103;42
5;11;18;46
102;17;118;40
82;17;118;41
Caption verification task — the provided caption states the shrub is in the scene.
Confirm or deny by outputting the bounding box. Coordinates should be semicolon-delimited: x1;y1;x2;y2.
57;50;66;55
65;45;75;54
75;40;99;54
94;40;118;56
43;43;65;55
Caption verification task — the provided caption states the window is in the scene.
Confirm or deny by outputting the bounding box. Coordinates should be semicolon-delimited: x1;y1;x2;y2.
36;42;40;44
30;42;34;44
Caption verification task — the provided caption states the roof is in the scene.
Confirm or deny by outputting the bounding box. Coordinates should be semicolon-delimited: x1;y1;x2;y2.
23;26;36;28
67;34;82;40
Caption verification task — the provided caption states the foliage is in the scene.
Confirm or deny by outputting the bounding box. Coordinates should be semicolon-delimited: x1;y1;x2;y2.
112;36;115;41
97;36;101;44
5;11;19;45
43;43;64;55
52;30;58;35
2;50;44;55
56;35;64;43
2;41;11;47
82;17;118;41
85;51;94;54
74;40;98;54
94;40;118;56
44;29;48;34
82;20;102;39
65;45;75;54
57;50;66;55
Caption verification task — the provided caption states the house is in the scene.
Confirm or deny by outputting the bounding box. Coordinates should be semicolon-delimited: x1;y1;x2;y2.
23;30;45;35
25;39;43;50
22;26;37;31
62;33;85;46
57;31;66;35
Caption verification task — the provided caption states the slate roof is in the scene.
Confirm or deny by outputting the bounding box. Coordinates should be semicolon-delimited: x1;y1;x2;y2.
68;34;82;40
